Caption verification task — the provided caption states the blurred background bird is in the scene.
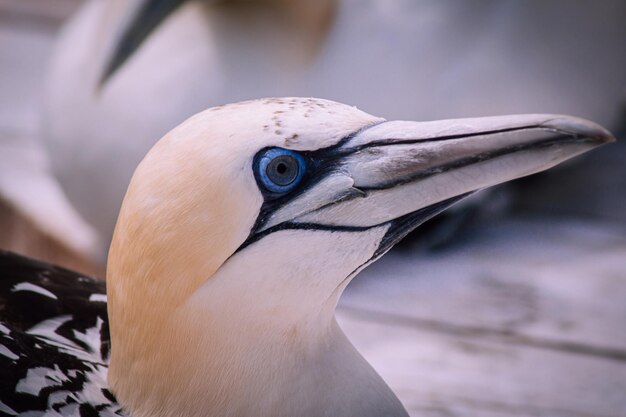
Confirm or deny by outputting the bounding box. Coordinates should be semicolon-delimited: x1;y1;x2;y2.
1;1;626;415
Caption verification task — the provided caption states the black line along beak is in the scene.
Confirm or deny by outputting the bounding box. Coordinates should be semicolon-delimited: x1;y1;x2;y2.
258;114;614;236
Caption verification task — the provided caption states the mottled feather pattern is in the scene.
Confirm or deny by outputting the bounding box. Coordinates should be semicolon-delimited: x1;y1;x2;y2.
0;251;125;416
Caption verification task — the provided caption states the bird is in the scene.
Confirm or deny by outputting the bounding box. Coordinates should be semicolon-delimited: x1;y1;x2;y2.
35;0;626;262
0;98;614;416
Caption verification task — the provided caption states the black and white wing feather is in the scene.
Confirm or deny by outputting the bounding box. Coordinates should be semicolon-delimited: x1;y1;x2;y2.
0;251;125;416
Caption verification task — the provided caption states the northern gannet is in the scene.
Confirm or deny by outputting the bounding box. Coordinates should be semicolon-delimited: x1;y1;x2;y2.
1;98;614;416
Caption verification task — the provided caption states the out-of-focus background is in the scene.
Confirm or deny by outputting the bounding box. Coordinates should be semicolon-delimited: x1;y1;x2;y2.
1;0;625;415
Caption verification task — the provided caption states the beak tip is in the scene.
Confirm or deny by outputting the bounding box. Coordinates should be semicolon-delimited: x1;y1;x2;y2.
542;116;616;146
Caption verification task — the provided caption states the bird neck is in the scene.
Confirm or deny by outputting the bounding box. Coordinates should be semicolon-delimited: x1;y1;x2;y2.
108;287;407;417
107;250;407;416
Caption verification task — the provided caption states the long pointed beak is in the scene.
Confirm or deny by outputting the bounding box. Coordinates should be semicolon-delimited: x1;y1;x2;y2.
308;114;613;226
255;114;614;240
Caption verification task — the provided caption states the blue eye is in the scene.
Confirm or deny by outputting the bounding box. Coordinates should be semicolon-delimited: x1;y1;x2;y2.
256;148;306;194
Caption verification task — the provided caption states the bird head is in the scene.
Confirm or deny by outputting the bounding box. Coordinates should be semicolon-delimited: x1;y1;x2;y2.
106;97;613;416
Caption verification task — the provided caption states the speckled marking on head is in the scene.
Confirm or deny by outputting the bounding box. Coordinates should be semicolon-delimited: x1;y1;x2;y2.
285;133;299;146
168;97;383;151
229;97;385;148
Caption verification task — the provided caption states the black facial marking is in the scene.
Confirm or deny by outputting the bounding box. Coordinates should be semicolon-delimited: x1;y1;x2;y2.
249;122;385;235
238;124;589;256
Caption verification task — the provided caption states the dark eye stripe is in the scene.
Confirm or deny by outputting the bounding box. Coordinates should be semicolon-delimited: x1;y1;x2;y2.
247;122;387;242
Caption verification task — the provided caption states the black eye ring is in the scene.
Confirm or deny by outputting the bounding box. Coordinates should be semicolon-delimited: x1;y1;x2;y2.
255;148;306;194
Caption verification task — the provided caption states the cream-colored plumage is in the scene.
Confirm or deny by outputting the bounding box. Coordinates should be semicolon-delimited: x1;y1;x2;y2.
106;98;613;417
